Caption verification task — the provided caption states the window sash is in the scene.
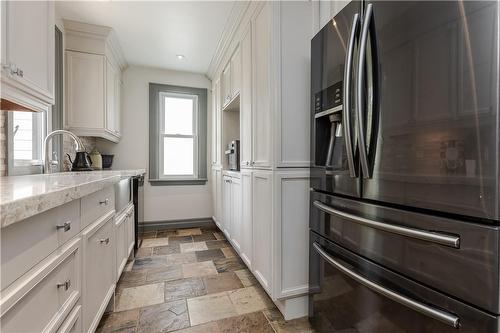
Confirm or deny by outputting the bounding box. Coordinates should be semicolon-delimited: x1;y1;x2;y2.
7;111;46;175
158;92;199;179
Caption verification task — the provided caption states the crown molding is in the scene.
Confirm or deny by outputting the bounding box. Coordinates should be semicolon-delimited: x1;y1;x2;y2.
206;1;250;80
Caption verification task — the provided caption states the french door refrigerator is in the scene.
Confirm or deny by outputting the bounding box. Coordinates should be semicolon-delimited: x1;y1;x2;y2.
309;1;500;332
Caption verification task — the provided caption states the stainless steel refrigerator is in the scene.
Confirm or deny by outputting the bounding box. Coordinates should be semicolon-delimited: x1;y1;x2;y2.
309;1;500;331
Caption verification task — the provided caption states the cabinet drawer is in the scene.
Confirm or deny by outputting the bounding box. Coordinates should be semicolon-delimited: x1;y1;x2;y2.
1;238;81;333
1;199;81;290
57;305;81;333
81;186;114;228
82;215;115;333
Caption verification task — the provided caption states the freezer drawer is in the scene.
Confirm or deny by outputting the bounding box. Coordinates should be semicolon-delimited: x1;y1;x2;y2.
309;232;499;332
310;190;500;313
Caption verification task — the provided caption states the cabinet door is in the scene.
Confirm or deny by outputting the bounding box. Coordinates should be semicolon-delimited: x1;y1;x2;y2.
240;25;253;168
252;4;272;169
221;64;231;106
215;169;223;224
114;70;122;136
211;168;217;220
106;60;116;134
252;170;273;293
66;51;105;130
126;207;135;255
115;214;127;279
230;177;242;252
82;217;115;333
1;1;54;103
211;80;220;166
222;176;232;238
230;46;241;97
240;170;253;267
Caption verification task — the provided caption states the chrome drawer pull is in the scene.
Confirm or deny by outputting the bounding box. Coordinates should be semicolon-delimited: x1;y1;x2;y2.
99;238;110;245
57;279;71;291
312;243;460;328
56;221;71;232
313;201;460;248
99;198;109;206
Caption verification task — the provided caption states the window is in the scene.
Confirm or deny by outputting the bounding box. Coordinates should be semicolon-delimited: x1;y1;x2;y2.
149;84;207;185
7;111;46;175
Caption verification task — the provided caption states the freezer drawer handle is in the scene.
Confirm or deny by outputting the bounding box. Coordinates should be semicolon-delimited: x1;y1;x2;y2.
313;201;460;248
312;242;460;328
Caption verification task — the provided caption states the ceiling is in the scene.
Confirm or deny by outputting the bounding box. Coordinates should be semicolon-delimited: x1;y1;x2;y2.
56;1;235;74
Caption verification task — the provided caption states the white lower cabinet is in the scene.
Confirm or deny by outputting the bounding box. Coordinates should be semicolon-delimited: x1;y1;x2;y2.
252;170;273;293
115;212;127;279
222;175;232;237
240;170;253;267
229;177;242;252
82;212;115;333
57;305;82;333
213;168;223;227
1;238;81;333
0;183;139;333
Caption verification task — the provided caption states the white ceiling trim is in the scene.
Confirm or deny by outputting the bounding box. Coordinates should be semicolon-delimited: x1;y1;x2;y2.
206;1;250;80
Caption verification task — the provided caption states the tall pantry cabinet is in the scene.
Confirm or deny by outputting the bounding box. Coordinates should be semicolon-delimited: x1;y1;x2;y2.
210;1;312;320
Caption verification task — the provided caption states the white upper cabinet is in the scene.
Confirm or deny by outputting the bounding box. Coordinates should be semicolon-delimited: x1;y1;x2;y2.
1;0;54;112
211;79;222;166
66;51;106;130
252;3;272;169
221;45;242;110
240;25;253;169
64;20;126;143
230;46;241;98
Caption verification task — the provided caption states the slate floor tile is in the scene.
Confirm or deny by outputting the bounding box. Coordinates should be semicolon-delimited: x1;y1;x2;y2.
177;228;203;236
139;231;156;239
97;309;139;333
228;286;269;315
174;322;220;333
135;247;152;258
182;261;218;278
146;265;183;283
187;292;237;326
165;253;197;265
168;236;194;244
180;241;208;253
116;270;148;294
213;257;246;273
132;256;169;271
206;240;231;249
234;269;259;287
193;232;217;242
195;249;225;262
116;283;165;312
153;244;180;256
221;247;236;258
137;300;190;333
216;311;275;333
156;230;177;238
203;272;243;294
213;232;226;240
164;277;207;302
141;237;169;248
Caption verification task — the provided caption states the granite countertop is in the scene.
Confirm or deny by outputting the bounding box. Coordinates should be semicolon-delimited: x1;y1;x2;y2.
0;169;146;228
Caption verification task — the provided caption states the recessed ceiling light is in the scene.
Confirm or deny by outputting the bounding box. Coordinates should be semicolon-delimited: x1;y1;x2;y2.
176;54;185;60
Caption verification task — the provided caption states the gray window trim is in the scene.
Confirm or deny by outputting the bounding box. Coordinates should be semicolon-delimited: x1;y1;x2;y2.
149;83;207;186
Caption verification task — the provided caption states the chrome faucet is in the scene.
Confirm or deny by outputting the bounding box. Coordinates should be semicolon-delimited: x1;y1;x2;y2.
43;130;85;173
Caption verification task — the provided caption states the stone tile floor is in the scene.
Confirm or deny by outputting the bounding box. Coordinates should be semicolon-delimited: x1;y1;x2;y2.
97;226;315;333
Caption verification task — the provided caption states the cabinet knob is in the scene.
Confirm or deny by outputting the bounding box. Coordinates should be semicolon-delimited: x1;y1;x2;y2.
57;279;71;291
56;221;71;232
99;238;110;245
99;198;109;206
13;68;23;77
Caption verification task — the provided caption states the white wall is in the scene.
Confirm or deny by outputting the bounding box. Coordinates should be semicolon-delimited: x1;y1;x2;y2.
97;65;213;223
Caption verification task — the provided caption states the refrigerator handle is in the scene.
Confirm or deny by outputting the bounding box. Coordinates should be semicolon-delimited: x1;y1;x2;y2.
312;242;461;329
313;200;460;248
356;3;373;178
343;13;360;178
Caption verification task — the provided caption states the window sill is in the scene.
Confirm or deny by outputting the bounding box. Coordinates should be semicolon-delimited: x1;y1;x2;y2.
149;178;208;186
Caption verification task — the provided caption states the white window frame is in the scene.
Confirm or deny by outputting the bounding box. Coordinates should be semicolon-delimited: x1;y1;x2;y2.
7;110;48;176
158;92;199;180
